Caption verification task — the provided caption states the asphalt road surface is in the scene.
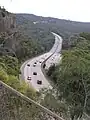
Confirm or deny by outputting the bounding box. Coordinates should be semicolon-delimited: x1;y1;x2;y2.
45;33;62;69
21;32;63;91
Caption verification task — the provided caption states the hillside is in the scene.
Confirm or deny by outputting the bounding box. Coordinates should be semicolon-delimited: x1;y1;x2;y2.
0;7;16;33
16;13;90;120
16;13;90;34
16;13;90;50
0;8;69;120
1;8;90;120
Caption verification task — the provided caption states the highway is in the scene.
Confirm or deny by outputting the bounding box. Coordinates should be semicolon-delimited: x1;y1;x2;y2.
45;33;62;69
21;32;62;91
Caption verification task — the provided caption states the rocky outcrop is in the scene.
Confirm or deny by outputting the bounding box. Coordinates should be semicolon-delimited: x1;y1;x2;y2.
0;7;16;33
0;7;18;54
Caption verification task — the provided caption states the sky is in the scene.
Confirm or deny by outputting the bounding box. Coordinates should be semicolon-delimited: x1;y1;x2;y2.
0;0;90;22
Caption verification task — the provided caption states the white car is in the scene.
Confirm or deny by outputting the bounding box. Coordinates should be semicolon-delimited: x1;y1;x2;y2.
27;76;31;80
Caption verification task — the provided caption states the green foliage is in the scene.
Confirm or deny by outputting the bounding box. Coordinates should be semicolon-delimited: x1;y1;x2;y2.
41;93;67;113
18;81;36;99
0;62;7;70
47;64;55;76
8;75;20;89
48;33;90;119
16;16;55;56
0;55;19;76
80;32;90;40
0;69;8;82
16;39;44;61
40;89;69;119
0;54;36;100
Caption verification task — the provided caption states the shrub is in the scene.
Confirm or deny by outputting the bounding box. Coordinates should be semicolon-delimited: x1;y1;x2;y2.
19;81;36;99
8;75;20;89
0;69;8;82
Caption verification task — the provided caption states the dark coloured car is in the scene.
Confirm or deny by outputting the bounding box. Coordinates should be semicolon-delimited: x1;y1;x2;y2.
37;80;42;84
27;64;30;67
33;72;37;75
33;64;36;67
34;62;37;64
43;63;46;68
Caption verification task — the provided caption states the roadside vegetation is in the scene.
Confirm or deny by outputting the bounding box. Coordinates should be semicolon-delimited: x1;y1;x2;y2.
0;55;36;99
47;32;90;119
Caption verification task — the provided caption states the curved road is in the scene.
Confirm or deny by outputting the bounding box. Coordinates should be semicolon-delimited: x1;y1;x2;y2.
45;33;62;69
21;33;62;91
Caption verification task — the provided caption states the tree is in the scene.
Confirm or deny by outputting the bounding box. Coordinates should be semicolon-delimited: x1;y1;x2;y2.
50;33;90;119
47;64;55;76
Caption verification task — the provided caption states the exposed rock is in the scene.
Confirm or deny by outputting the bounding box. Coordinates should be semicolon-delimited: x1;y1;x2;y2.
0;7;16;33
0;7;19;54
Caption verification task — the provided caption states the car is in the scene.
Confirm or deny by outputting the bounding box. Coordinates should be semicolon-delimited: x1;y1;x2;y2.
33;64;36;67
33;72;37;75
34;62;37;64
43;63;46;68
27;64;30;67
39;61;42;63
42;57;45;59
37;80;42;84
27;76;31;80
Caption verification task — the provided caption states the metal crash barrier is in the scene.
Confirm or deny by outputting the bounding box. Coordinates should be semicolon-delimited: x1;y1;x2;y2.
0;81;65;120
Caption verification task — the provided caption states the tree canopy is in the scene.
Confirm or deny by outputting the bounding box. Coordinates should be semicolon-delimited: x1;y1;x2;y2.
48;32;90;119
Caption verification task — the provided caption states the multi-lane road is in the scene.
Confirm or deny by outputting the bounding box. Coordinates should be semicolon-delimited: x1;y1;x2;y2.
21;33;62;91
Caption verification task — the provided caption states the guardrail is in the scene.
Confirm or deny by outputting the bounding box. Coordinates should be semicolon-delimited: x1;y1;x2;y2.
0;80;65;120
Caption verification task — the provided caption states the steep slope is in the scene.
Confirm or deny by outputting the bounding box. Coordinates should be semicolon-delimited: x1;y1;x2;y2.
16;13;90;51
0;8;69;120
0;7;46;101
0;7;16;33
1;7;90;120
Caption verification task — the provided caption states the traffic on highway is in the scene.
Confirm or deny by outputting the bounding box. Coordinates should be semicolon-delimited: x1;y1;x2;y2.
21;33;63;91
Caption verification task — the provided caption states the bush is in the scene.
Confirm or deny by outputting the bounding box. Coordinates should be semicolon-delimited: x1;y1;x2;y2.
0;69;8;82
0;62;7;71
18;81;36;99
8;75;20;89
26;84;36;99
1;56;19;76
47;64;55;76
